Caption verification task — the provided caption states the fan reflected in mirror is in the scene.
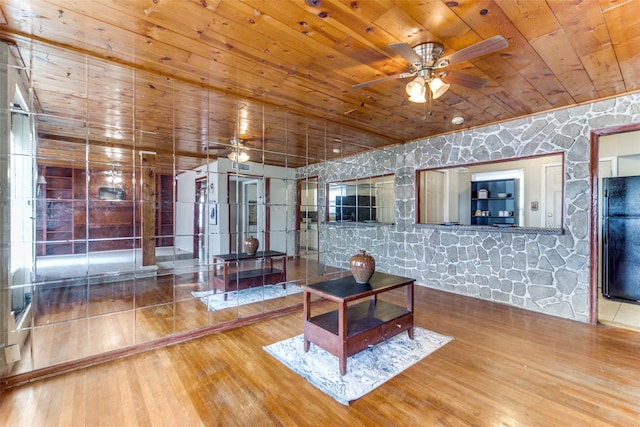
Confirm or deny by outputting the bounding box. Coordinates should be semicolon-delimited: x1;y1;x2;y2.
229;148;250;163
207;136;251;163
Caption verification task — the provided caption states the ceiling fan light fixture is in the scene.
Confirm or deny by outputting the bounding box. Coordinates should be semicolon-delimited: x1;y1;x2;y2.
405;76;425;98
228;149;250;163
408;93;427;103
429;78;450;99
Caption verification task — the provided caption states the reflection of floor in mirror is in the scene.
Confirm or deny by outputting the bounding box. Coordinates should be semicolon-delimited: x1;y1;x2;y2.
598;292;640;331
11;256;332;376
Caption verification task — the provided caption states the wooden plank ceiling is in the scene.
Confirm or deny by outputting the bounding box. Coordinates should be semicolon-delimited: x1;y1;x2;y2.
1;0;639;170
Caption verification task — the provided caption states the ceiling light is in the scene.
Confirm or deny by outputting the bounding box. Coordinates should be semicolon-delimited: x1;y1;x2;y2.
429;78;450;99
451;116;465;125
228;149;250;163
405;76;425;98
332;148;341;153
406;76;427;103
408;92;427;103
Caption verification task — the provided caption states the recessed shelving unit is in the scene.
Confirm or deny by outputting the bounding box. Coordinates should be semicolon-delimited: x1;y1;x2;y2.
471;178;519;227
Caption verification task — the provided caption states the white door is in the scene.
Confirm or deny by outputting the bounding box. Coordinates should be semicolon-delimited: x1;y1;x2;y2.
544;165;563;228
424;170;445;224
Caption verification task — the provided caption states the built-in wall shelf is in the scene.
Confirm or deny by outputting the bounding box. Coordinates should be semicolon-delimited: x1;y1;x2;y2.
471;179;519;227
37;166;174;256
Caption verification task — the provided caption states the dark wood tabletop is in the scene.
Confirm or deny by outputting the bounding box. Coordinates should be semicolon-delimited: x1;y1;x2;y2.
305;271;415;302
212;250;286;262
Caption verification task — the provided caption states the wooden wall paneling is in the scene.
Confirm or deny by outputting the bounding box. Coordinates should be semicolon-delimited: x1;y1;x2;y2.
42;166;74;255
140;151;156;266
73;169;87;254
156;174;174;248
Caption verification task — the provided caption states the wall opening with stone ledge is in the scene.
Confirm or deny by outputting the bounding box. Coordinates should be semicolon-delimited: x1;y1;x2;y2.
307;92;640;323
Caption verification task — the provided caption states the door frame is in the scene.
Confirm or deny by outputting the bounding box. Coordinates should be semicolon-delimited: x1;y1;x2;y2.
193;177;206;257
589;122;640;324
296;176;319;256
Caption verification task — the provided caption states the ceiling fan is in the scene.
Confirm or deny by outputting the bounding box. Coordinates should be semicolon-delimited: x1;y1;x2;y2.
353;35;508;103
207;136;251;163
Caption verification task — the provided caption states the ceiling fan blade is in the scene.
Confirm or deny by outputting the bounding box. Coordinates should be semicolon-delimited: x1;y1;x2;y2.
389;42;424;67
441;70;488;90
207;141;231;153
436;35;508;67
245;137;266;146
353;72;414;89
208;149;231;157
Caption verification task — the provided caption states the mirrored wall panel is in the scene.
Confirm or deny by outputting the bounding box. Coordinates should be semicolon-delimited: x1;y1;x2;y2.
1;36;400;378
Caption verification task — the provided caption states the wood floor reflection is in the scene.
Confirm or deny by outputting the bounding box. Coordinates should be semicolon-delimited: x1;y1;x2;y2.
13;257;345;374
3;279;640;425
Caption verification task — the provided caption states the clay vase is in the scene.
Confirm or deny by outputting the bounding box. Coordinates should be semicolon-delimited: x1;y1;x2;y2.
243;236;259;255
349;249;375;284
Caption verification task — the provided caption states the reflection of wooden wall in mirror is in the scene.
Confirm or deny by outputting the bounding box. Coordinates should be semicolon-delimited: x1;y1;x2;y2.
416;153;564;228
157;174;174;247
36;165;174;255
140;152;156;266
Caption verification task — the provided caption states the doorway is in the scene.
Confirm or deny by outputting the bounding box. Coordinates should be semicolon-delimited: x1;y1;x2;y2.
194;178;207;260
591;125;640;330
298;177;319;259
229;175;263;254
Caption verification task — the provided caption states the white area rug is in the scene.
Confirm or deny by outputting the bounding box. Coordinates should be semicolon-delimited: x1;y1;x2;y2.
264;326;453;405
192;283;303;311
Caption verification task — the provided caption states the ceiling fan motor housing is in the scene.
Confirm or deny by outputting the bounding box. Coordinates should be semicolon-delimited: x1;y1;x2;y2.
414;42;445;68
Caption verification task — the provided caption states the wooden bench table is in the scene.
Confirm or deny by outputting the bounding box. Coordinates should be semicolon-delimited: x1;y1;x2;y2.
212;250;287;298
303;272;414;375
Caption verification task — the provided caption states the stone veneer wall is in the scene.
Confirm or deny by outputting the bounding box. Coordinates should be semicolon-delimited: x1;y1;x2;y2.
300;93;640;323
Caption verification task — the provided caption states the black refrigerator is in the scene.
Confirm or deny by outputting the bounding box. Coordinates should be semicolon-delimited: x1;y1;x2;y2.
602;176;640;302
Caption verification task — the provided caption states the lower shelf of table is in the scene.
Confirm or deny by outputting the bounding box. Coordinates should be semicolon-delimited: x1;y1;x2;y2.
212;267;285;294
304;299;413;360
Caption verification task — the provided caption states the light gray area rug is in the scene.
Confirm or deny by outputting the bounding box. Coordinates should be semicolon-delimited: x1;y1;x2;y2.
264;326;453;405
192;283;303;311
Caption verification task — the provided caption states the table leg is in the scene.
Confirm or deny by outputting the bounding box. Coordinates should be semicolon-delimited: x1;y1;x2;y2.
222;263;229;301
281;257;287;289
339;300;347;375
303;290;311;352
407;282;414;339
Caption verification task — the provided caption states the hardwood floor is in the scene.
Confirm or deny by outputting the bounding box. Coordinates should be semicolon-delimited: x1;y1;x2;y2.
2;278;640;426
